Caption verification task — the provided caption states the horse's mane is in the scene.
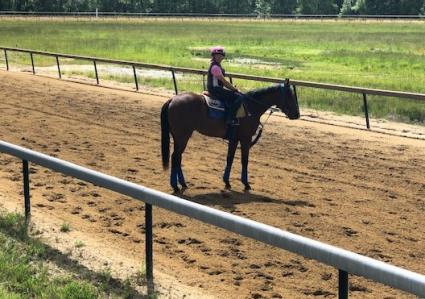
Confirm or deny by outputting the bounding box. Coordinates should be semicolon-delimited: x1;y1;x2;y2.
246;84;281;98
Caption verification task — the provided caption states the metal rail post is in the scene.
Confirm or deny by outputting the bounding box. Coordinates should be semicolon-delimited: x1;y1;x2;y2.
93;60;99;85
171;69;178;95
56;55;61;79
22;160;31;222
202;74;206;90
339;269;349;299
229;76;233;85
363;93;370;129
30;52;35;74
4;49;9;70
133;65;139;91
145;203;154;294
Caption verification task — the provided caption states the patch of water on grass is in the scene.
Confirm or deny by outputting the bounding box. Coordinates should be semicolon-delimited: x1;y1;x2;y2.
230;57;281;66
29;64;183;79
192;57;283;70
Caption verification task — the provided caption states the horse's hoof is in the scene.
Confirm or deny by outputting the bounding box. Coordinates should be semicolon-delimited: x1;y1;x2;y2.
172;187;180;194
181;184;188;192
224;182;231;190
244;184;251;191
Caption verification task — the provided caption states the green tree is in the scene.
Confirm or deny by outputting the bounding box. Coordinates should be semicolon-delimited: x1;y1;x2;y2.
255;0;271;17
296;0;338;14
350;0;365;13
271;0;297;14
0;0;8;10
339;0;354;14
399;0;424;14
353;0;423;15
1;0;424;15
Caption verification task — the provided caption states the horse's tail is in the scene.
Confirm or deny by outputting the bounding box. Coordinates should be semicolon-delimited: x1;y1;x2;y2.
161;99;172;170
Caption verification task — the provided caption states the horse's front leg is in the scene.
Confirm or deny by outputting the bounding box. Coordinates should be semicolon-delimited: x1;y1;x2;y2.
223;139;238;189
240;139;251;191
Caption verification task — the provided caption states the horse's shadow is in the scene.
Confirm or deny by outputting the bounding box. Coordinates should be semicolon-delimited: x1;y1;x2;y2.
178;188;282;210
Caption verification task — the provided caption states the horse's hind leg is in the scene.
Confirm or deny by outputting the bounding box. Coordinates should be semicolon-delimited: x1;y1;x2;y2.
175;153;187;190
170;152;179;192
240;138;251;191
170;134;190;192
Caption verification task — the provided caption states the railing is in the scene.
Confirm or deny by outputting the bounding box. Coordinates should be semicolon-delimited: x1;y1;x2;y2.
0;140;425;297
1;46;425;130
0;11;425;20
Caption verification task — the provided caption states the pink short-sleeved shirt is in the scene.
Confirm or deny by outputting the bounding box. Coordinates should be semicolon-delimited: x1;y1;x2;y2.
211;65;223;78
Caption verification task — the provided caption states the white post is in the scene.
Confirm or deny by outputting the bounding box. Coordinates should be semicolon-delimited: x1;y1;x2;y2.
96;8;98;18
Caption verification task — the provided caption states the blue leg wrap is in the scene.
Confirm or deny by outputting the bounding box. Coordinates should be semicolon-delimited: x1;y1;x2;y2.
241;168;248;185
177;167;186;185
170;167;178;189
223;165;231;182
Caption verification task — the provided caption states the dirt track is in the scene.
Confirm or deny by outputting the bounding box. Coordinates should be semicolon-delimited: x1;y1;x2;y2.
0;70;424;298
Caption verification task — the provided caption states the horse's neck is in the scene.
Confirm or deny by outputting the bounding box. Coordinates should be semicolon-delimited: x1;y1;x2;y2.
249;92;278;117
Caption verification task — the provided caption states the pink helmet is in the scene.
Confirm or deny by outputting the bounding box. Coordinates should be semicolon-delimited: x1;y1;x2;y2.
210;46;225;56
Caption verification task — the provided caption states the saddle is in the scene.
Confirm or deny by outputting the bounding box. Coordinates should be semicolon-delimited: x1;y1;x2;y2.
202;91;247;120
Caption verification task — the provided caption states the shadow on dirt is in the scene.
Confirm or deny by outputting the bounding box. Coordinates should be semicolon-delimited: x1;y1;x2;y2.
180;189;283;210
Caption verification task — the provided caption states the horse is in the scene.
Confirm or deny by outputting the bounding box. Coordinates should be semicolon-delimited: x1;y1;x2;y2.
161;81;300;193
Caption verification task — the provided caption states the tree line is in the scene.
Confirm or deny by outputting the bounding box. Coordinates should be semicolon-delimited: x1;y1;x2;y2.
1;0;425;16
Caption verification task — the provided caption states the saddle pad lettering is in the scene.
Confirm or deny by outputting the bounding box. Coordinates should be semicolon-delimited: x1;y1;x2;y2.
204;95;225;111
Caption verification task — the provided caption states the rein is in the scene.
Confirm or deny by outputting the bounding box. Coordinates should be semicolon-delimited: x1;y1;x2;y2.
242;93;269;108
250;107;276;147
242;84;287;113
245;84;286;147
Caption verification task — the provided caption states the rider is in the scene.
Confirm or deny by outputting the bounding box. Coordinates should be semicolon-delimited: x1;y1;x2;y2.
207;46;242;125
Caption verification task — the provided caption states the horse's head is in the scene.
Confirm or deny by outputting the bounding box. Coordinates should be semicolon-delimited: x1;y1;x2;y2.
277;80;300;120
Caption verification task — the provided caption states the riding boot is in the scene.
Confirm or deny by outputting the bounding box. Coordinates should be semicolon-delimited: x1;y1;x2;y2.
226;98;241;126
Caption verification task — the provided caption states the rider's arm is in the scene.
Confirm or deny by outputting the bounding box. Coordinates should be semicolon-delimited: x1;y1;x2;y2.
211;66;239;92
221;77;239;92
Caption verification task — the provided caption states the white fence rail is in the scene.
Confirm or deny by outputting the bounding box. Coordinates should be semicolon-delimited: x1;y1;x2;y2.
0;140;424;297
0;11;425;20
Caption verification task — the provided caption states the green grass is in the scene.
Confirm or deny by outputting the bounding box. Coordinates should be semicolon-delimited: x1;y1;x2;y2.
0;212;97;298
0;211;149;298
60;222;70;232
0;18;424;123
74;240;85;248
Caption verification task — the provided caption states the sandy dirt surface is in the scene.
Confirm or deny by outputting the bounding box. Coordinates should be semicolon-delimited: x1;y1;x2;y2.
0;70;424;298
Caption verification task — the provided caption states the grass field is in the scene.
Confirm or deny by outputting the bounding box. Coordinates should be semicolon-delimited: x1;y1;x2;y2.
0;18;424;123
0;211;152;298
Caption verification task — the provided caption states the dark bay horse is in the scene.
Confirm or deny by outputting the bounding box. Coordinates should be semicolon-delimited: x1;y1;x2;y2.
161;82;300;192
